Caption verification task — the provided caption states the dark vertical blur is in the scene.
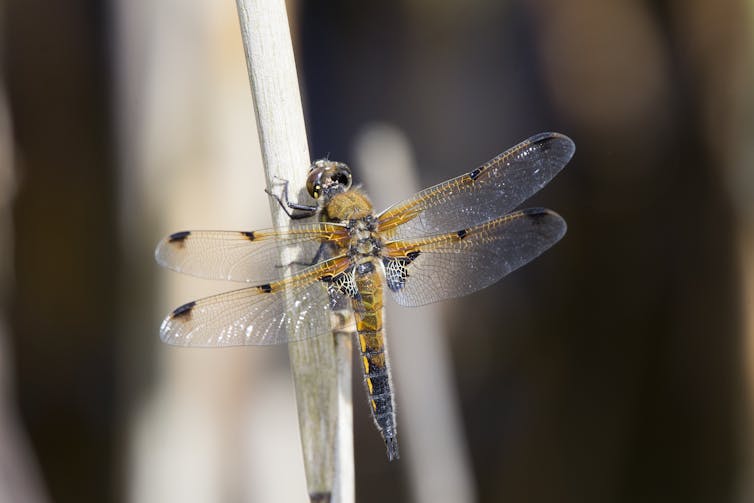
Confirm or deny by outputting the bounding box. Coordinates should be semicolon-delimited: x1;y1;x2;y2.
4;0;116;502
301;1;748;502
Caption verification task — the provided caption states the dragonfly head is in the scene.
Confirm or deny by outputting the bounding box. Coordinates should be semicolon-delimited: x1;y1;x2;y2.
307;160;352;200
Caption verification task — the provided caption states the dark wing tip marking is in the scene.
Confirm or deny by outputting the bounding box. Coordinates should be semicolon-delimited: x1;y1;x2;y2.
529;131;561;144
522;207;551;220
520;207;568;239
521;206;565;221
241;231;255;240
528;131;573;144
528;131;576;158
456;229;468;239
171;300;196;320
168;231;191;244
468;132;574;184
257;283;273;293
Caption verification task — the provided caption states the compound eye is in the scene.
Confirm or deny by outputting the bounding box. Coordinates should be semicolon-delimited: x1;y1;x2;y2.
331;167;352;190
306;170;324;199
306;161;351;198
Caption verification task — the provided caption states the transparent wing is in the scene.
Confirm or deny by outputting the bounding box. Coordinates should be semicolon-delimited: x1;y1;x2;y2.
159;256;351;346
383;208;566;307
155;223;348;283
377;132;574;241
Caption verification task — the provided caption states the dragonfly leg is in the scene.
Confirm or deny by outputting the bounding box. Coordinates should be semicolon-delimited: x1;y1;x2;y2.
274;241;335;269
265;178;318;220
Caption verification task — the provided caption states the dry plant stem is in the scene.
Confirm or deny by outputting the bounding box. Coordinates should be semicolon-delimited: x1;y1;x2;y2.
331;317;355;503
235;0;353;501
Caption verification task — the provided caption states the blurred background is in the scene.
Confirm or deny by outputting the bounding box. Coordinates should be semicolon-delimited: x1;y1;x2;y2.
1;0;753;501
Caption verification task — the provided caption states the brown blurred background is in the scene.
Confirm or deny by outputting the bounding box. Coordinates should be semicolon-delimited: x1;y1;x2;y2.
1;0;753;502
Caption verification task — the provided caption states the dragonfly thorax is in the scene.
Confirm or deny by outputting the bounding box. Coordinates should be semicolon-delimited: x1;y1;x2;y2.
323;187;375;221
347;216;383;258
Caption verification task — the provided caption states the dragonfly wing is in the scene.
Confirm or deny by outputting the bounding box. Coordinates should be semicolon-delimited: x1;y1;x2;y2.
155;223;348;283
383;208;566;307
160;256;351;346
377;132;574;241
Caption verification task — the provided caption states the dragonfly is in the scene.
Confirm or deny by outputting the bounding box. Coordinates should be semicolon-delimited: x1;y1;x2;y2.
155;131;575;461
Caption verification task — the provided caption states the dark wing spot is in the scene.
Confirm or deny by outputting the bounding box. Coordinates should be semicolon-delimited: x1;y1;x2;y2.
319;274;334;283
528;131;555;148
168;231;191;244
406;250;420;261
456;229;468;239
241;231;255;240
468;167;482;180
257;283;273;293
522;207;549;223
172;301;196;320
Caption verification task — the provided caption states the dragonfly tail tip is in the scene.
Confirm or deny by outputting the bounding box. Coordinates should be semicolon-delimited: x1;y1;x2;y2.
385;436;400;461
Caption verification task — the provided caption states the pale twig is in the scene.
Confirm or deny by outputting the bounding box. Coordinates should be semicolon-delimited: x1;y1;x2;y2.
234;0;353;501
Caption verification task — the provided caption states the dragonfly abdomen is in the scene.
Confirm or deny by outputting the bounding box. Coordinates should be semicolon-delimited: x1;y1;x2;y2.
352;259;399;461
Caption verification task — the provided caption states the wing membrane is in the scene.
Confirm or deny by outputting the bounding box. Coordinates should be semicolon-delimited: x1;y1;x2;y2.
155;223;348;283
160;256;351;346
377;132;574;241
383;208;566;307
